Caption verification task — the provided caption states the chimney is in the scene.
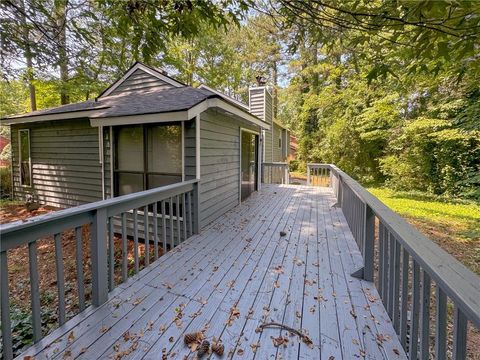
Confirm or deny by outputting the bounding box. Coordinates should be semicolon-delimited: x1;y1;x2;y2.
248;83;273;126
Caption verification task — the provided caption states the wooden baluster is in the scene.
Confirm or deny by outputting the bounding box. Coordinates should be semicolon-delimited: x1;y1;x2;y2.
54;233;66;325
393;239;401;333
121;212;128;282
193;181;200;234
378;222;384;295
400;248;409;348
387;232;395;318
75;226;86;310
188;192;193;237
435;286;447;360
409;261;421;360
144;205;149;267
28;241;42;341
162;200;167;251
133;208;139;274
420;271;431;360
0;251;13;360
153;202;159;260
176;195;181;245
182;193;187;242
108;218;114;291
169;197;174;247
452;306;467;360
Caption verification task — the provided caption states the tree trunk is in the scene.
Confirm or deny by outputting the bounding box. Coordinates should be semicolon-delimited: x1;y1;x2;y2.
19;0;36;111
55;0;69;105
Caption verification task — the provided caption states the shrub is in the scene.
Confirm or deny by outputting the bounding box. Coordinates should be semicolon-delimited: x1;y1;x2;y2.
0;166;12;199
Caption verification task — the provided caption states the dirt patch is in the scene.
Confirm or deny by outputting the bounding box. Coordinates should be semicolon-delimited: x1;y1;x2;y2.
1;204;166;356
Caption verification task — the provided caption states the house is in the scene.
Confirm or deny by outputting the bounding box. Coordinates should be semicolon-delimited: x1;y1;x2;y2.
2;62;271;228
198;82;291;163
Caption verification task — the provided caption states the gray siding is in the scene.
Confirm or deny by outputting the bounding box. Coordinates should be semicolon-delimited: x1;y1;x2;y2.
109;69;175;96
249;86;274;162
11;119;102;208
199;109;257;227
249;88;266;120
272;122;283;162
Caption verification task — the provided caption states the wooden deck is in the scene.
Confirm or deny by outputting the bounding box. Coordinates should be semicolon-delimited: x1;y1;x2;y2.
19;185;407;360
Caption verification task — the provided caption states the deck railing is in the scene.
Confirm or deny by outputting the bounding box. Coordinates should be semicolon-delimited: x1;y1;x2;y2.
262;162;289;184
0;179;200;360
307;163;480;360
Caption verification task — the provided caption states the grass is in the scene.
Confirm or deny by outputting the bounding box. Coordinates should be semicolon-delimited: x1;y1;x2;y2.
368;187;480;275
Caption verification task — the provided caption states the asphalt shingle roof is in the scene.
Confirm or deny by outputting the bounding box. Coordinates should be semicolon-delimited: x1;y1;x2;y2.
6;87;220;120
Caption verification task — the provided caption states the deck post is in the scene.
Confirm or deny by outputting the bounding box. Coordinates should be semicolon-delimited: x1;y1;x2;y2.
362;203;375;281
307;164;311;185
193;181;200;234
91;207;108;306
285;164;289;185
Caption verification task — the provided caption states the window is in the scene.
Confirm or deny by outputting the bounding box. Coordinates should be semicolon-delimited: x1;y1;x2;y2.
19;129;31;186
114;124;182;196
278;136;282;148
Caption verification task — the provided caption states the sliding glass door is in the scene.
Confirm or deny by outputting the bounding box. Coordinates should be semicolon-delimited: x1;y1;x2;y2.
241;130;258;201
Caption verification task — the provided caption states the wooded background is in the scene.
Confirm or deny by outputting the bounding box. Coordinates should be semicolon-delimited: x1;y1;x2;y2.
1;0;479;199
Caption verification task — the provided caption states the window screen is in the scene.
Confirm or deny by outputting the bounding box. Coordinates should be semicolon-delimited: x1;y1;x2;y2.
114;124;182;196
19;129;31;186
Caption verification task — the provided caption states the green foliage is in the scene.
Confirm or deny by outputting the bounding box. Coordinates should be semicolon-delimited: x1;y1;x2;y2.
0;166;12;199
380;119;480;197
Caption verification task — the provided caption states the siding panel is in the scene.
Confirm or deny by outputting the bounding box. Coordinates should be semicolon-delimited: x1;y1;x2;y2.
199;109;258;227
11;119;102;208
109;69;175;96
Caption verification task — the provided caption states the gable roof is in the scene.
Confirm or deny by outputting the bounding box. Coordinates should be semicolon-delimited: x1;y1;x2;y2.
98;62;186;98
2;62;270;130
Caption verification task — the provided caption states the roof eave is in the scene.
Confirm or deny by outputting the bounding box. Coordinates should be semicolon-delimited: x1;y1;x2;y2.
1;110;100;125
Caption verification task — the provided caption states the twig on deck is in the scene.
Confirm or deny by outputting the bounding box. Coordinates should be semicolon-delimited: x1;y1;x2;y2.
256;322;314;346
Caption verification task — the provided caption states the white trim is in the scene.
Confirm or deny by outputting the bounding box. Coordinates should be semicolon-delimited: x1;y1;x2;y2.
90;98;270;130
18;129;32;187
99;126;105;200
99;63;184;98
109;126;114;199
195;115;201;179
181;121;185;182
2;110;100;125
198;84;248;110
239;127;260;204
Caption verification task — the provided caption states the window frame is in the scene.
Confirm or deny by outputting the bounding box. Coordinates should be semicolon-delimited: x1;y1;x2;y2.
112;122;184;197
18;129;32;187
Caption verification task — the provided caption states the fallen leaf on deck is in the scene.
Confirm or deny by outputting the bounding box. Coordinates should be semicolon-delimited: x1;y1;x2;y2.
100;326;109;333
169;336;174;342
237;348;244;356
274;281;280;288
350;310;357;319
163;282;173;289
393;348;400;355
67;331;75;343
225;306;241;326
250;342;260;353
271;335;289;347
352;339;359;345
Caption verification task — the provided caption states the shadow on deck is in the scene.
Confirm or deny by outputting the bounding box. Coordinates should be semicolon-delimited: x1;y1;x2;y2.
17;185;406;360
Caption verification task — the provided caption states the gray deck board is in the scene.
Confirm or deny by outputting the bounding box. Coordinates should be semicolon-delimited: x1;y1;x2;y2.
17;185;407;360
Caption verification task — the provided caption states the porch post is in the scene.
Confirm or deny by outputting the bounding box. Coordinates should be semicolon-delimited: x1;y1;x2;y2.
91;208;108;306
363;204;375;281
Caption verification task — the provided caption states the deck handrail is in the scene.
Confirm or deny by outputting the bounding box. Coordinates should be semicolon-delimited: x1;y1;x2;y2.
307;163;480;359
0;179;200;360
262;162;289;184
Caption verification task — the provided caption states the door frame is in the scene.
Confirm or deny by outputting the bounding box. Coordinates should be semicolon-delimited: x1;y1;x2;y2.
239;127;260;204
